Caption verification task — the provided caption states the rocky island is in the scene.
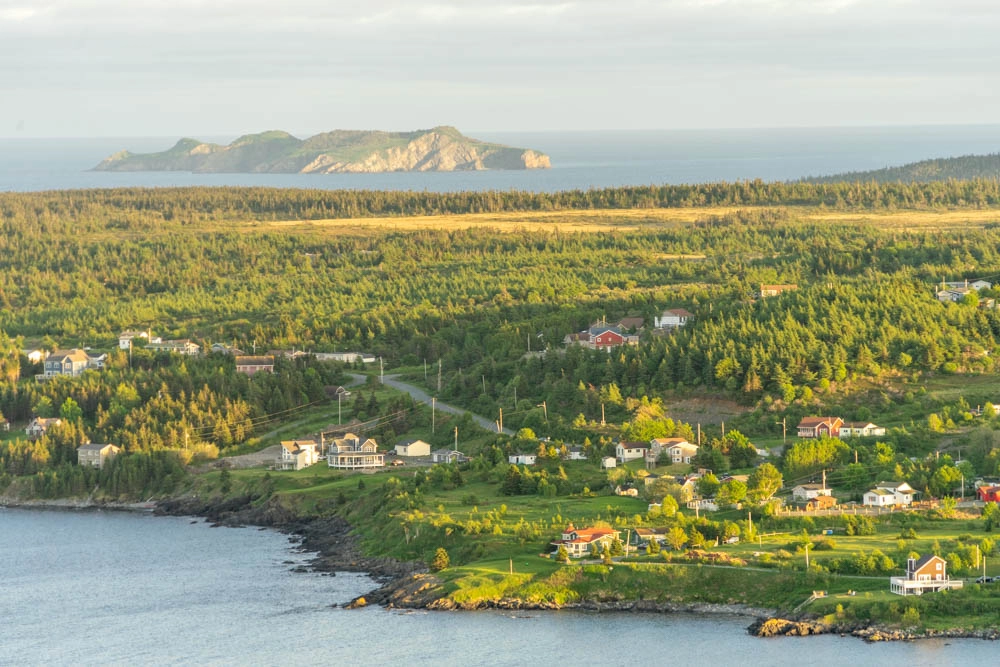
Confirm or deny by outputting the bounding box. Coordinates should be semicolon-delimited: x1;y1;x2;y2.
93;126;551;173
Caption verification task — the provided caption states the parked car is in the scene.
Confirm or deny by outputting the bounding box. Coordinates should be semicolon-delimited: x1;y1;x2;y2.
391;459;405;466
975;576;994;584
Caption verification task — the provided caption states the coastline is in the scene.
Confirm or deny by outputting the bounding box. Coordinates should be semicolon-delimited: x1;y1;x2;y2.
9;493;998;642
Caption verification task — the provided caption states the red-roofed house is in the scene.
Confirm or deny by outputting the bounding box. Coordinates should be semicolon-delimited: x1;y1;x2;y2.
978;486;1000;503
551;523;621;558
796;417;844;439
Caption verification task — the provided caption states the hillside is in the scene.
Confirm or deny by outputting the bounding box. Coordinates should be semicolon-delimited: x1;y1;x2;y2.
806;153;1000;184
93;126;551;173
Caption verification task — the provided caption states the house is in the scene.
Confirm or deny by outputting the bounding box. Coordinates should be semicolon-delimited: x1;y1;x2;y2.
760;284;798;298
564;447;587;461
791;483;833;502
632;527;672;546
266;349;310;360
40;349;102;379
616;317;645;332
890;554;964;596
839;422;886;438
796;417;844;439
76;443;121;469
686;498;719;512
803;494;838;511
234;355;275;376
327;433;384;469
863;481;917;508
118;330;150;350
978;486;1000;502
600;456;617;470
394;439;431;457
616;441;648;463
210;342;244;355
313;352;376;363
615;485;638;497
665;440;698;464
509;454;537;465
550;523;620;558
278;440;320;471
26;417;62;440
564;321;640;351
147;339;201;356
431;449;465;464
654;308;694;329
25;349;48;364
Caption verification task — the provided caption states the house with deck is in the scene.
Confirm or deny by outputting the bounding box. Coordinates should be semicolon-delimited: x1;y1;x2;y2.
147;339;201;356
40;349;103;379
616;441;648;463
838;422;886;438
278;440;320;471
654;308;694;329
550;523;620;558
327;433;384;469
890;554;963;595
796;417;844;439
431;449;465;464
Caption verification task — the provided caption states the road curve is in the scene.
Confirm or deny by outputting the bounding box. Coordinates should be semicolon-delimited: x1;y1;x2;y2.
381;374;514;436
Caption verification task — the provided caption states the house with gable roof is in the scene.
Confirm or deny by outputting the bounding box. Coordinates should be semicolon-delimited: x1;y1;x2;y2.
890;554;963;595
863;481;916;507
551;523;620;558
654;308;694;329
278;439;320;471
327;433;384;469
796;417;844;439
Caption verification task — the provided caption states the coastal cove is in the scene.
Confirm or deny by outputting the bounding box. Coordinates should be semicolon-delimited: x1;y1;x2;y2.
2;508;998;667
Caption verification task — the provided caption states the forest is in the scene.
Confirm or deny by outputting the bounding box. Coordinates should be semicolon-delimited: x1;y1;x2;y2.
3;182;1000;497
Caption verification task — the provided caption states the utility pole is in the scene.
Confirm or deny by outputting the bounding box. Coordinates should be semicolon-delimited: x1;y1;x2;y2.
454;426;458;449
822;469;827;492
776;418;786;445
338;393;342;424
697;423;701;446
482;375;486;395
513;386;517;406
379;357;384;385
721;421;725;437
499;407;503;434
424;359;427;381
854;450;859;464
538;401;547;423
601;403;606;427
432;397;436;434
437;359;442;392
805;541;810;570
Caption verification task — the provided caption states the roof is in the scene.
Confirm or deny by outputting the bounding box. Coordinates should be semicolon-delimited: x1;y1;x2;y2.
617;317;645;330
664;308;694;317
77;443;117;452
795;483;826;490
48;349;91;363
875;481;912;491
234;355;275;365
842;421;879;429
619;441;648;450
280;439;316;453
867;488;894;496
797;417;841;428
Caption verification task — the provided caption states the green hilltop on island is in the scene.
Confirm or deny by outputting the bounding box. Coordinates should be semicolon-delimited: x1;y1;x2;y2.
93;126;551;174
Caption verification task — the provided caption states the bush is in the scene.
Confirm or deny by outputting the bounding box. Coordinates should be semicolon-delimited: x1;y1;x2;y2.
431;547;450;571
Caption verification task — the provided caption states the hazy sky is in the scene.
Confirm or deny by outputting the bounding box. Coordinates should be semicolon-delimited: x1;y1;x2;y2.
2;0;999;137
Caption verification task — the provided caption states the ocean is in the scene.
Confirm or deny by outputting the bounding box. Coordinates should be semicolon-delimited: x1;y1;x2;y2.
2;125;1000;193
0;508;994;666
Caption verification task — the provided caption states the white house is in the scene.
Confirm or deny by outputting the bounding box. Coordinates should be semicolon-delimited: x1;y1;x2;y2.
509;454;537;465
564;447;587;461
25;349;48;364
118;330;150;350
550;523;620;558
666;441;698;464
839;422;886;438
327;433;384;469
600;456;617;470
654;308;694;329
616;442;647;463
431;449;465;464
791;483;833;501
394;439;431;457
278;440;320;471
863;481;916;508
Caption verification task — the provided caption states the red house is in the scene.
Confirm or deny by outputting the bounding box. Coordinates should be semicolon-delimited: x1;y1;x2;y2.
978;486;1000;502
592;328;625;349
796;417;844;439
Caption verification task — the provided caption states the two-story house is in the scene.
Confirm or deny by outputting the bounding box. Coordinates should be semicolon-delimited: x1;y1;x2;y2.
550;523;620;558
796;417;844;439
327;433;384;469
616;441;648;463
77;443;121;469
26;416;62;440
278;440;320;471
41;349;101;379
890;554;963;595
654;308;694;329
863;481;917;508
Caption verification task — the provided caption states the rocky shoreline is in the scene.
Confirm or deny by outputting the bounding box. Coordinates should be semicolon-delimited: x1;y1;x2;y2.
10;494;998;642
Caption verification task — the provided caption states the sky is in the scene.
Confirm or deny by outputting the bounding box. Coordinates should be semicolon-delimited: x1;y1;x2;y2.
2;0;999;137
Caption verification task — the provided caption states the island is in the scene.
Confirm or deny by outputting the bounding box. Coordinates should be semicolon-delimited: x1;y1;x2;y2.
93;126;551;173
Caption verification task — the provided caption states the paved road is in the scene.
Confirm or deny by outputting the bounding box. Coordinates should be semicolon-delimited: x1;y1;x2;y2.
382;374;514;435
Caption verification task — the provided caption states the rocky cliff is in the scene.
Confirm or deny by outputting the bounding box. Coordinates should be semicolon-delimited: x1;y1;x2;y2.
94;127;551;173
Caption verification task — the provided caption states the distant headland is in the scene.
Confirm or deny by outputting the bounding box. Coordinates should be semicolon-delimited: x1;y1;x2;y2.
93;126;551;174
805;152;1000;184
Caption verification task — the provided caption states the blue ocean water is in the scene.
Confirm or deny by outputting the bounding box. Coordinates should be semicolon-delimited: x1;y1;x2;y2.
0;508;995;666
2;125;999;193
